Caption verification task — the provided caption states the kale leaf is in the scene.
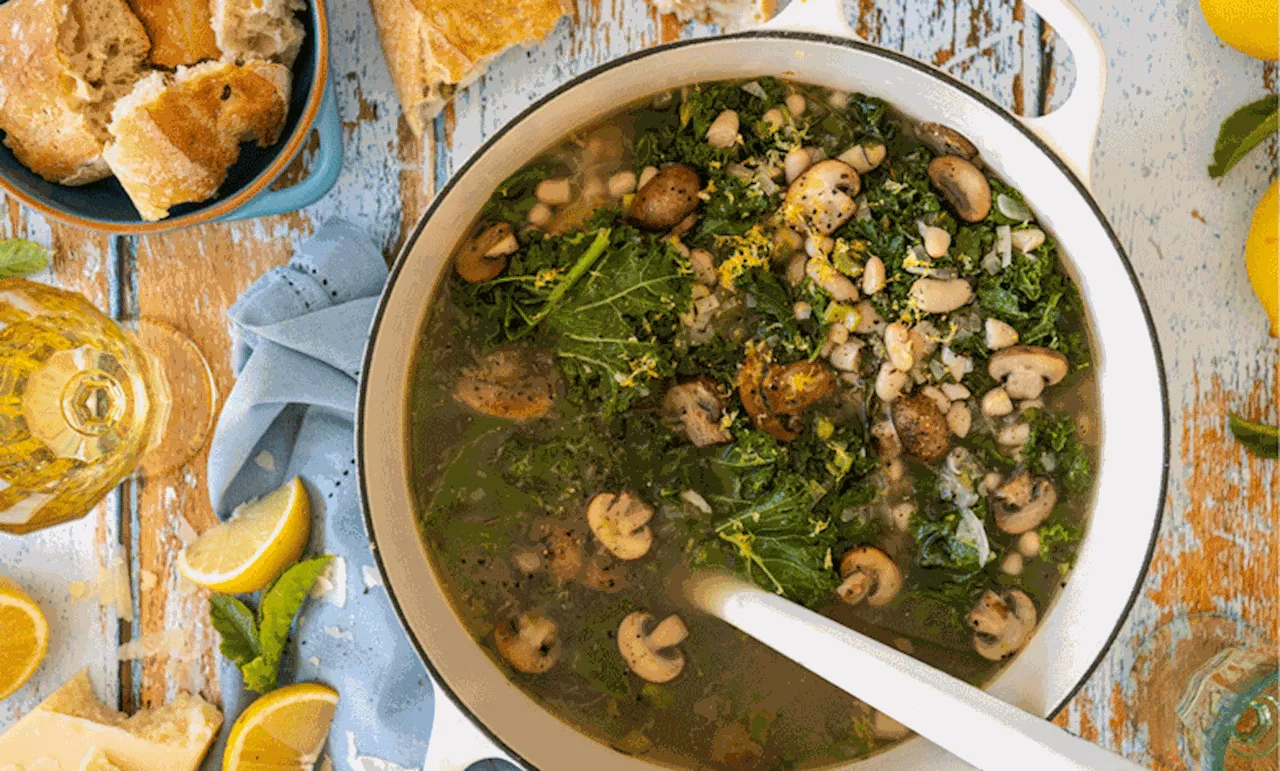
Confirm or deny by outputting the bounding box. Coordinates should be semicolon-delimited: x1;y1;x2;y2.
1020;408;1093;493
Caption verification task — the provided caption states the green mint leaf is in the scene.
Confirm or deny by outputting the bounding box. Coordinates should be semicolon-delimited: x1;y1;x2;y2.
0;239;51;278
1230;413;1279;459
243;555;333;693
209;594;261;666
1209;95;1278;179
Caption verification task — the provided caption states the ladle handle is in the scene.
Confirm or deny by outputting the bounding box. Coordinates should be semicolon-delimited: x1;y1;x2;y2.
422;685;517;771
692;574;1145;771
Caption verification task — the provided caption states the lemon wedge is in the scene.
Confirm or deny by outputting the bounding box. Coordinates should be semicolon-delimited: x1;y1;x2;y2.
1246;180;1278;336
223;682;339;771
0;574;49;700
178;477;311;593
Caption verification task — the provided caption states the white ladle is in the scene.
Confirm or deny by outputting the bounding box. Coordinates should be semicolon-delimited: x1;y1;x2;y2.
685;571;1146;771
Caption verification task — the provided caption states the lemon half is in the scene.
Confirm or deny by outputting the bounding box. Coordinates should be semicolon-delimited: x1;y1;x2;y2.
178;477;311;593
1246;180;1278;337
1200;0;1278;60
223;682;339;771
0;575;49;700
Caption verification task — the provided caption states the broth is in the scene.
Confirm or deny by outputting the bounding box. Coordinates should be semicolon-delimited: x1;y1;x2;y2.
409;78;1099;769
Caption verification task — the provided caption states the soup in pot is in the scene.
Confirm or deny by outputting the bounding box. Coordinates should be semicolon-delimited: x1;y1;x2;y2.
409;77;1098;769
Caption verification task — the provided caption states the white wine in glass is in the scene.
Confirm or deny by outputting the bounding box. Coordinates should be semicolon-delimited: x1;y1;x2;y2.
0;279;216;534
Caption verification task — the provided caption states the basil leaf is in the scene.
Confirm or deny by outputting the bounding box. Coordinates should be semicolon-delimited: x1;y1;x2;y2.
241;555;332;693
0;239;50;278
1209;95;1279;179
1229;413;1279;459
208;594;261;666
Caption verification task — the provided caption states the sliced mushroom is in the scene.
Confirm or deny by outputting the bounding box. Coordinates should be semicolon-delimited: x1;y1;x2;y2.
966;589;1037;661
988;346;1069;400
992;472;1058;534
495;612;560;674
909;277;974;314
587;492;654;560
928;156;991;223
784;159;862;235
981;387;1014;417
664;379;732;448
837;546;903;607
455;223;518;283
617;612;688;683
542;527;585;583
762;360;837;415
891;393;951;462
916;122;979;162
455;347;557;420
738;345;800;442
581;553;629;593
628;164;700;231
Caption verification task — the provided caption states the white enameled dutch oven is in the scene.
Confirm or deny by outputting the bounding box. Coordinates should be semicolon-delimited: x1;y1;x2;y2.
358;1;1170;768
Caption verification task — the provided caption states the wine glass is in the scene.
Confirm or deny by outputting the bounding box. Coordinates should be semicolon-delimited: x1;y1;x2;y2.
0;279;216;534
1129;613;1278;770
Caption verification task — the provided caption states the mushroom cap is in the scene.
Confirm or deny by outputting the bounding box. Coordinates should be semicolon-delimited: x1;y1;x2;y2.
763;359;837;415
928;155;991;223
988;346;1070;388
617;611;688;683
966;589;1037;661
495;612;561;674
916;122;979;162
455;223;516;283
628;164;701;231
993;473;1059;534
738;345;800;442
587;492;654;560
455;347;558;421
784;159;862;235
837;546;903;607
891;393;952;462
664;379;732;448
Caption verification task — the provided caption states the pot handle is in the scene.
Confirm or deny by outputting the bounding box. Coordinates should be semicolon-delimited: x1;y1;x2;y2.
423;686;519;771
1019;0;1107;186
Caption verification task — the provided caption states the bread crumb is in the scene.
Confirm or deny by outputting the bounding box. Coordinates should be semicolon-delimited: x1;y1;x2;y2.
139;570;158;592
96;554;134;622
117;630;191;661
310;556;346;608
307;656;321;667
254;451;276;472
361;565;383;589
176;515;198;544
69;581;89;600
324;626;352;641
346;732;418;771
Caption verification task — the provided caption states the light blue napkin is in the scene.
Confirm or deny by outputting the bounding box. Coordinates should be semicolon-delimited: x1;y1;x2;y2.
204;219;434;770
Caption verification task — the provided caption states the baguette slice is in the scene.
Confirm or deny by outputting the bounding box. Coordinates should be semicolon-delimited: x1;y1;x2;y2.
104;58;291;221
370;0;573;136
0;0;150;184
649;0;773;30
125;0;221;67
212;0;306;66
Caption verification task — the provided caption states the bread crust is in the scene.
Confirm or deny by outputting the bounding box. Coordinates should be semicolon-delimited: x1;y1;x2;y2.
104;59;291;221
370;0;573;136
125;0;221;67
0;0;149;185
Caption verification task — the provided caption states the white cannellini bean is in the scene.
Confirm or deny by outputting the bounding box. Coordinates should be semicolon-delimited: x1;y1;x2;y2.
984;317;1020;350
785;93;807;116
638;166;659;189
982;472;1003;494
706;109;740;148
946;402;972;437
805;234;833;260
762;108;784;129
910;278;973;313
527;202;552;227
998;422;1031;446
923;226;952;258
1011;228;1046;253
829;341;862;372
862;255;886;295
828;90;849;109
853;300;882;334
784;147;813;183
875;363;910;402
775;228;804;252
828;323;849;345
535;178;572;205
1000;552;1024;576
890;503;915;531
886;457;905;482
793;301;812;321
1017;531;1041;558
981;387;1014;417
806;259;859;301
689;248;717;286
941;382;970;401
921;385;950;414
786;254;807;287
942;346;973;382
838;144;885;174
606;171;637;197
884;322;914;372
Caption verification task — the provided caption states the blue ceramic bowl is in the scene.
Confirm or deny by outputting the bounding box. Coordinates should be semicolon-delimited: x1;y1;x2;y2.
0;0;341;233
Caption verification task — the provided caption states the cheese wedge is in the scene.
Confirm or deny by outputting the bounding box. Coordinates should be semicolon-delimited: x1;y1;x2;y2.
0;672;222;771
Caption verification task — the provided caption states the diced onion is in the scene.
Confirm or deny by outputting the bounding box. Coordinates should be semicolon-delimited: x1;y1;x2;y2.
956;507;993;567
740;81;768;100
996;225;1012;268
682;490;713;514
997;193;1033;222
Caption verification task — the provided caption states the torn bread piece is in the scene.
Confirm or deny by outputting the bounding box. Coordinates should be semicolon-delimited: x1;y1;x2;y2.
650;0;773;30
370;0;573;136
125;0;221;66
104;58;291;221
0;0;150;184
212;0;306;66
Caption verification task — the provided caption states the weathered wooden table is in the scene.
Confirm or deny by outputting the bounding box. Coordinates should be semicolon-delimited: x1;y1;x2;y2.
1;0;1274;768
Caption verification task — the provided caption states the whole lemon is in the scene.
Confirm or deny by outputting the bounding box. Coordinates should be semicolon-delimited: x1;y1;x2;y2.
1200;0;1278;60
1246;179;1278;336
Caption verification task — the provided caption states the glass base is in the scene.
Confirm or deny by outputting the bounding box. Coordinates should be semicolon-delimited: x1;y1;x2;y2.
1129;613;1278;771
129;318;217;478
